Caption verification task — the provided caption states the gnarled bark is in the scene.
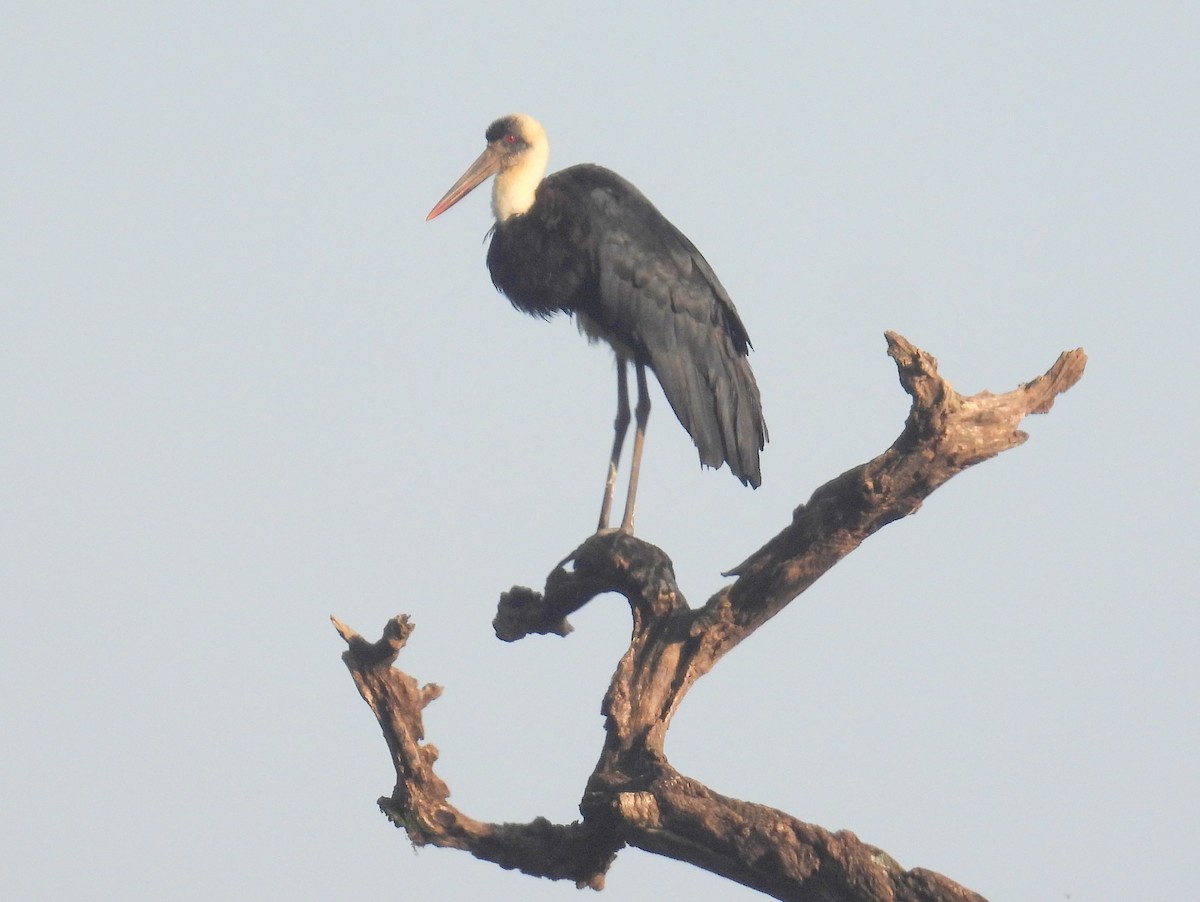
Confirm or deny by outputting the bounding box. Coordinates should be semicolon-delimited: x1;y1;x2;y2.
334;333;1086;901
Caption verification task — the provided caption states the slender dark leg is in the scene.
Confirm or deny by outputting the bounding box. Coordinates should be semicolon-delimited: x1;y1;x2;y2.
597;357;631;532
619;363;651;534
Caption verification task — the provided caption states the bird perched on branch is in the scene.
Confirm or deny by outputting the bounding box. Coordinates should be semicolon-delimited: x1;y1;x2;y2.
427;113;766;533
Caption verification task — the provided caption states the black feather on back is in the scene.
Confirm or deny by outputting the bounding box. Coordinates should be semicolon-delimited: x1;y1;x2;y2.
487;164;766;486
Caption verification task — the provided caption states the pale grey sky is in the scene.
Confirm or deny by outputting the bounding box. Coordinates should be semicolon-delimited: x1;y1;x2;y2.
3;4;1196;900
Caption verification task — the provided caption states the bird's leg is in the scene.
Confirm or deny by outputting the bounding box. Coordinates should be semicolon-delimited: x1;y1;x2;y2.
597;358;631;532
618;363;651;534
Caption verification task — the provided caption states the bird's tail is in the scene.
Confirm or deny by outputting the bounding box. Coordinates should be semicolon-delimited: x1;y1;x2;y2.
652;339;767;488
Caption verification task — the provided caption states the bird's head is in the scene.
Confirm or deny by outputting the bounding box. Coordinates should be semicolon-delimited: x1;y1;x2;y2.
426;113;550;223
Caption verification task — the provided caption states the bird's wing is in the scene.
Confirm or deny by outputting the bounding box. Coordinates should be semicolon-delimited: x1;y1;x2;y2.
570;166;766;485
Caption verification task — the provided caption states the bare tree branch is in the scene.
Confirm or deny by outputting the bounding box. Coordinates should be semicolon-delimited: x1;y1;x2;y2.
335;333;1086;900
332;613;618;889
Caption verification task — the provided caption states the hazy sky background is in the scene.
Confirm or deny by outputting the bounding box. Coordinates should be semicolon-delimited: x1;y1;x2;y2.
3;4;1196;900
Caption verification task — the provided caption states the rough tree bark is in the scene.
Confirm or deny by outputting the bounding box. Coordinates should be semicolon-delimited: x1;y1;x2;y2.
333;333;1086;901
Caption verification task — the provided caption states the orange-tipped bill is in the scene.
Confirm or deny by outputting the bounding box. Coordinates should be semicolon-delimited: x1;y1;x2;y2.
426;146;502;220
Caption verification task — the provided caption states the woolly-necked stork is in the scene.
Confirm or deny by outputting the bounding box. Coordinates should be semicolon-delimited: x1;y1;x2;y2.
427;114;766;533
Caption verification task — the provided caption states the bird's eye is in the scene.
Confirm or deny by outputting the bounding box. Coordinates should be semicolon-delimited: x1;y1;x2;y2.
504;134;517;144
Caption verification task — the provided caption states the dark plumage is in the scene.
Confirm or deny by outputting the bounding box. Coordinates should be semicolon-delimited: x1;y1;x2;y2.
487;163;765;486
427;114;766;532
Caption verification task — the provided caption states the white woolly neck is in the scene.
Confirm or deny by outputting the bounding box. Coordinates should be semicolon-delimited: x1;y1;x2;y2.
491;119;549;222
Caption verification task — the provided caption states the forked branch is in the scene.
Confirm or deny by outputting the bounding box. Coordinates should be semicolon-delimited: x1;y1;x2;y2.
335;333;1086;901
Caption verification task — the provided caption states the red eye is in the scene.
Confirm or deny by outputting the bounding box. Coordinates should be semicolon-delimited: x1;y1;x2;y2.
505;134;516;144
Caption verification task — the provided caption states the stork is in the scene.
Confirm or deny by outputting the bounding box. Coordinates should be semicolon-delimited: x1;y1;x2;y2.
427;114;766;533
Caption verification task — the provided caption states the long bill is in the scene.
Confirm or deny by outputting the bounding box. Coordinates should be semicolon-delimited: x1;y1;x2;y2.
425;145;502;221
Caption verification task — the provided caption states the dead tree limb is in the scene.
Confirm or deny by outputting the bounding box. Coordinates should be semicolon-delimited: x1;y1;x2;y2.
335;333;1086;901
